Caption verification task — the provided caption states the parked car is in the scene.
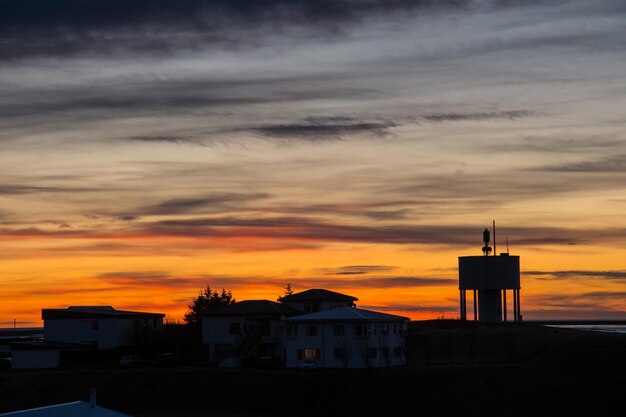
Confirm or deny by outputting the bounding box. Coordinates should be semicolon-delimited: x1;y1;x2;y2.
0;358;12;370
119;355;146;367
299;359;317;370
256;356;282;369
154;352;178;367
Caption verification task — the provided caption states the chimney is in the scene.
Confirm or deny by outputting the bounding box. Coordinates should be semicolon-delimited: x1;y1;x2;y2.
90;388;96;408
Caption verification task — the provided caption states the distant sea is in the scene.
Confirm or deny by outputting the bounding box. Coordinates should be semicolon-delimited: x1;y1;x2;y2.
550;325;626;334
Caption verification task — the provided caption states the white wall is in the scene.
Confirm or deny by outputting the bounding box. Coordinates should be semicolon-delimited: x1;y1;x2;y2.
202;316;284;362
284;321;406;369
44;317;162;350
12;350;59;369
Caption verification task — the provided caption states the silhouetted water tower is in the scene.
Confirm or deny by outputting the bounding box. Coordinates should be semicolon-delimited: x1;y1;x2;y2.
458;223;521;322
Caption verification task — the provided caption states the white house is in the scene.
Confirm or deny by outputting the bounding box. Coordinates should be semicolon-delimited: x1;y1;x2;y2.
42;306;164;350
280;288;358;313
283;306;409;369
201;300;301;367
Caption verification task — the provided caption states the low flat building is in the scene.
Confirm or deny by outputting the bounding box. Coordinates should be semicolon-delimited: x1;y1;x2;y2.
42;306;164;350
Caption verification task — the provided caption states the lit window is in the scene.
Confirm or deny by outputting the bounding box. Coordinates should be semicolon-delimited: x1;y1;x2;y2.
297;349;320;359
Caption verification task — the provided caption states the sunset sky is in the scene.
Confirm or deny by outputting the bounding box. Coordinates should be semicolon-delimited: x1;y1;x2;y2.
2;0;626;327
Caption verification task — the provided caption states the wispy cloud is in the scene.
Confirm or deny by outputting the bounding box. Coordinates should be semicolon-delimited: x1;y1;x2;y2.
136;193;270;216
421;110;533;122
526;270;626;281
317;265;398;275
250;117;395;141
127;136;205;146
537;155;626;173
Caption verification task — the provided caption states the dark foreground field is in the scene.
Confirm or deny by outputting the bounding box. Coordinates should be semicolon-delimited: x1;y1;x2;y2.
1;322;625;417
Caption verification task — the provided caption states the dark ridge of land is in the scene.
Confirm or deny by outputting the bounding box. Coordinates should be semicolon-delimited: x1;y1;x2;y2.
1;321;625;417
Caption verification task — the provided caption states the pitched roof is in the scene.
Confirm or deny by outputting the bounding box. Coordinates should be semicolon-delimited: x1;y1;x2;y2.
203;300;302;317
0;401;132;417
280;289;358;303
42;306;164;320
284;306;409;322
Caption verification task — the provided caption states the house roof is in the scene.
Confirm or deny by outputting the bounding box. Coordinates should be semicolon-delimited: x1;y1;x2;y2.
280;289;358;303
42;306;165;320
284;306;409;322
0;401;132;417
203;300;302;317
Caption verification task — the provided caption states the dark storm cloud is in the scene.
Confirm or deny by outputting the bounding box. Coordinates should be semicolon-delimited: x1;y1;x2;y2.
250;117;395;141
0;0;477;60
421;110;534;122
526;270;626;281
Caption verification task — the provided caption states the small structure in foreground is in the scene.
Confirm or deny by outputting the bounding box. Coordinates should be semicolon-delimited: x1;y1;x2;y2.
0;389;132;417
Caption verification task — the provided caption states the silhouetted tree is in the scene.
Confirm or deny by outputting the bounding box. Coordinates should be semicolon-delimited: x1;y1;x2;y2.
277;283;293;303
184;285;235;326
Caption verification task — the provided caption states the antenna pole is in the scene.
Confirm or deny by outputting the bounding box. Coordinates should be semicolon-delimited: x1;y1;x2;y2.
493;220;496;256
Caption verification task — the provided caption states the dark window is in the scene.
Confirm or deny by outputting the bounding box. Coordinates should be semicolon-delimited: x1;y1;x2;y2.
286;324;298;337
304;303;320;314
257;320;271;337
381;324;389;335
394;346;403;357
306;325;317;336
381;347;390;358
91;320;99;331
228;322;240;334
333;348;346;360
333;324;344;336
368;348;378;359
355;324;365;337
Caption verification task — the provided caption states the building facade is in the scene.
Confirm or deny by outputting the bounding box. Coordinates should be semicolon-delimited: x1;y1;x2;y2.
283;306;409;369
201;300;301;366
42;306;164;350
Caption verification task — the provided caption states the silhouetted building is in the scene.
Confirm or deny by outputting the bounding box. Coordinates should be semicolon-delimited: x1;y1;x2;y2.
279;288;358;313
42;306;164;350
459;227;522;322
